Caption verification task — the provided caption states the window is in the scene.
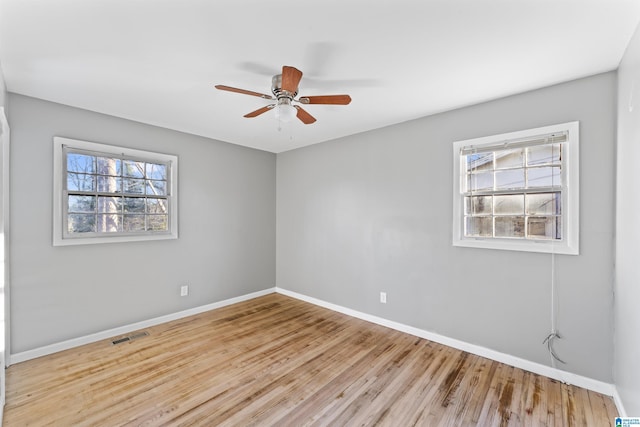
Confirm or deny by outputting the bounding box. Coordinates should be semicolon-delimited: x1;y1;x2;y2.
53;137;178;245
452;122;579;254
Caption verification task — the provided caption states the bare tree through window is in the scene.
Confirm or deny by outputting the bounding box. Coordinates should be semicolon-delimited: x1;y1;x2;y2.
65;149;170;236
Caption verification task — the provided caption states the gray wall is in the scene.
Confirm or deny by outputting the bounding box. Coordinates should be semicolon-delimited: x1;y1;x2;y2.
9;94;276;353
277;72;616;382
615;23;640;414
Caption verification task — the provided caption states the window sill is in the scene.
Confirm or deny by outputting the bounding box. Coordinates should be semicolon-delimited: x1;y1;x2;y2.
453;237;578;255
53;231;178;246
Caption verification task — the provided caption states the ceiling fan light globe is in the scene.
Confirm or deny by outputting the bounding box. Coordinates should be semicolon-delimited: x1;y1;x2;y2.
274;103;297;122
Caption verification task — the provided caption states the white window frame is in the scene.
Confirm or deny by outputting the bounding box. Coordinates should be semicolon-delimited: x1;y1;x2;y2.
452;121;579;255
53;137;178;246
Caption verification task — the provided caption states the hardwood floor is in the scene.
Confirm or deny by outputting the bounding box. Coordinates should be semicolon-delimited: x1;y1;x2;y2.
4;293;618;426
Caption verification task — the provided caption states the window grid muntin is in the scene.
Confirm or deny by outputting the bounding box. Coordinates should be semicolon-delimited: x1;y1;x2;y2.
463;192;562;240
63;146;171;238
463;141;563;241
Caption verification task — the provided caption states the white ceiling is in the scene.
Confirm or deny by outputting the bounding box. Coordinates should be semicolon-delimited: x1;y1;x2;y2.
1;0;639;153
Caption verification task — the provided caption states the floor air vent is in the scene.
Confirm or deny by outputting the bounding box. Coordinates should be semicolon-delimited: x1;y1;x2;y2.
111;331;149;345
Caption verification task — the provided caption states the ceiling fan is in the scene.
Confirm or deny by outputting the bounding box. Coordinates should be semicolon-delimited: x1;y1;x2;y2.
215;65;351;125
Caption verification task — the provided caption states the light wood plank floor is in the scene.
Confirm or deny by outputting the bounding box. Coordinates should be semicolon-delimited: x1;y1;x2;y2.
4;293;618;426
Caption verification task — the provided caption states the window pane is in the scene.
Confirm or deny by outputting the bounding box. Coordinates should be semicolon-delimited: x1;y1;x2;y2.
68;195;95;213
97;176;121;193
123;160;145;178
97;214;122;233
67;153;95;173
528;166;561;188
147;215;168;231
68;214;96;233
123;197;145;213
495;169;525;190
465;217;493;237
468;171;493;191
495;216;525;238
147;198;168;214
465;196;492;215
123;215;145;232
146;180;166;196
527;143;561;166
526;193;561;215
466;153;493;173
494;194;524;215
495;149;523;169
527;216;561;240
67;173;95;191
96;157;121;176
123;178;145;194
146;163;167;180
98;196;122;213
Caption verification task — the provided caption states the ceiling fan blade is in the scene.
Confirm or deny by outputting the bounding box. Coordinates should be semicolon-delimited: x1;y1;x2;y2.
281;66;303;93
294;106;317;124
215;85;274;100
298;94;352;105
244;105;275;118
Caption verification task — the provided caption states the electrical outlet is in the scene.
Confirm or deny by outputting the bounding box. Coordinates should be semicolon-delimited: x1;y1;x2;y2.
180;285;189;296
380;292;387;304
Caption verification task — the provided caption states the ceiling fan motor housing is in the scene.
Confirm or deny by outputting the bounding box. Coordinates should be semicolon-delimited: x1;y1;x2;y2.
271;74;298;100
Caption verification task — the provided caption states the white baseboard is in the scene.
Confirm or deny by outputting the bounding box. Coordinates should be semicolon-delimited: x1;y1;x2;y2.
275;287;617;399
9;287;276;365
612;388;627;417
